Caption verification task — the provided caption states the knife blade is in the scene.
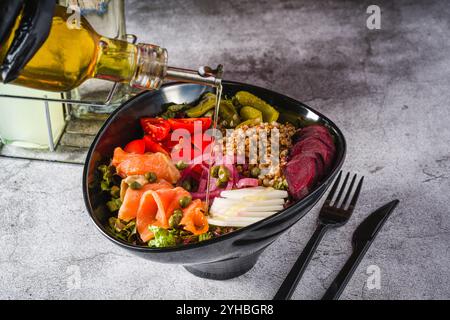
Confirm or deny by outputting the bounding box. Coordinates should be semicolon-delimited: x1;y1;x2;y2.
321;199;400;300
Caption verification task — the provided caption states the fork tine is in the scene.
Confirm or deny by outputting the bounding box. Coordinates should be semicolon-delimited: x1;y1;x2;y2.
333;172;350;206
348;176;364;210
340;174;357;209
325;171;342;203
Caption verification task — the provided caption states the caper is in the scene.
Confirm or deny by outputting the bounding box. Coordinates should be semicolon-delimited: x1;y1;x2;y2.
144;172;157;183
217;165;230;184
210;165;220;178
179;195;192;208
250;167;261;178
176;161;188;170
128;181;142;190
182;179;192;191
110;185;120;198
169;209;183;228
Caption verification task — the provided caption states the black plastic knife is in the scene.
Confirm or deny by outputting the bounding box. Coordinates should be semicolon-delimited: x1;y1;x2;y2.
321;199;400;300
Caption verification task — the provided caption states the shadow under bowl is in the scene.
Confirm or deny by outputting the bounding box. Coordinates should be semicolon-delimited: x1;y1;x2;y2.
83;81;346;280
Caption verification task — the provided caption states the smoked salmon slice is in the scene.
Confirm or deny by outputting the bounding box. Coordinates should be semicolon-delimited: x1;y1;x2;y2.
112;147;181;184
180;199;209;236
118;180;173;222
137;187;191;242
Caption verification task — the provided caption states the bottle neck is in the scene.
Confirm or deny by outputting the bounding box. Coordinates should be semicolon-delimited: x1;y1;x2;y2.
130;43;168;90
91;38;164;90
92;39;221;90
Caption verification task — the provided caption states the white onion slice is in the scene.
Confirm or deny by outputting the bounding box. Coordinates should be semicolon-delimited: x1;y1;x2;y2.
208;187;288;227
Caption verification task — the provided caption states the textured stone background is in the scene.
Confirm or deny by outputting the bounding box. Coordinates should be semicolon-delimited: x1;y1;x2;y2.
0;0;449;299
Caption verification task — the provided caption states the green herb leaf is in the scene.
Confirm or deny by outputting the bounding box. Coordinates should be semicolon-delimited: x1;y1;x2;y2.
198;232;212;242
108;217;137;242
148;226;177;248
98;164;116;192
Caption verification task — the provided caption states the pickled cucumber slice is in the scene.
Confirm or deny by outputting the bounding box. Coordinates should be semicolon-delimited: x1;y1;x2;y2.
236;118;261;129
185;92;216;117
219;99;241;128
235;91;279;122
240;106;263;121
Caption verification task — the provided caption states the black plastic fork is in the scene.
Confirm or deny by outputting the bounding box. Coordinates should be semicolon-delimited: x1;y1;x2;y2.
273;171;364;300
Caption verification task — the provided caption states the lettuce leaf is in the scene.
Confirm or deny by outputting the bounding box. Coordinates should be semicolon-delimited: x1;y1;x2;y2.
148;226;177;248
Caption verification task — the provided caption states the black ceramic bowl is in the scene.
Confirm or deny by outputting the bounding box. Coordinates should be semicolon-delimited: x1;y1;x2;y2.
83;81;346;280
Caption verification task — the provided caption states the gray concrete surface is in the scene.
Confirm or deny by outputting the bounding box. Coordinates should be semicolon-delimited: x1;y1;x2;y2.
0;0;449;300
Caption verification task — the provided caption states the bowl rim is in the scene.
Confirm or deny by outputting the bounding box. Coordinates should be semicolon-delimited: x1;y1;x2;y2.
83;80;347;253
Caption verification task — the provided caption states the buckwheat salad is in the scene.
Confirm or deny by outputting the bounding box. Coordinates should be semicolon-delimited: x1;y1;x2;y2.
91;91;336;248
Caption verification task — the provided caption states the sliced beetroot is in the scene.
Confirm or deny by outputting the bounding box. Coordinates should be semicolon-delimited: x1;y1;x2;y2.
305;152;325;179
290;137;335;168
290;151;325;180
299;131;334;149
284;154;317;200
300;125;331;136
293;126;335;150
285;124;337;199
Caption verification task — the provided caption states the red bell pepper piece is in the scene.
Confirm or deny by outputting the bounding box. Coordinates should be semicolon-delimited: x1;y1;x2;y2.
143;135;169;156
140;118;170;141
167;118;212;133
